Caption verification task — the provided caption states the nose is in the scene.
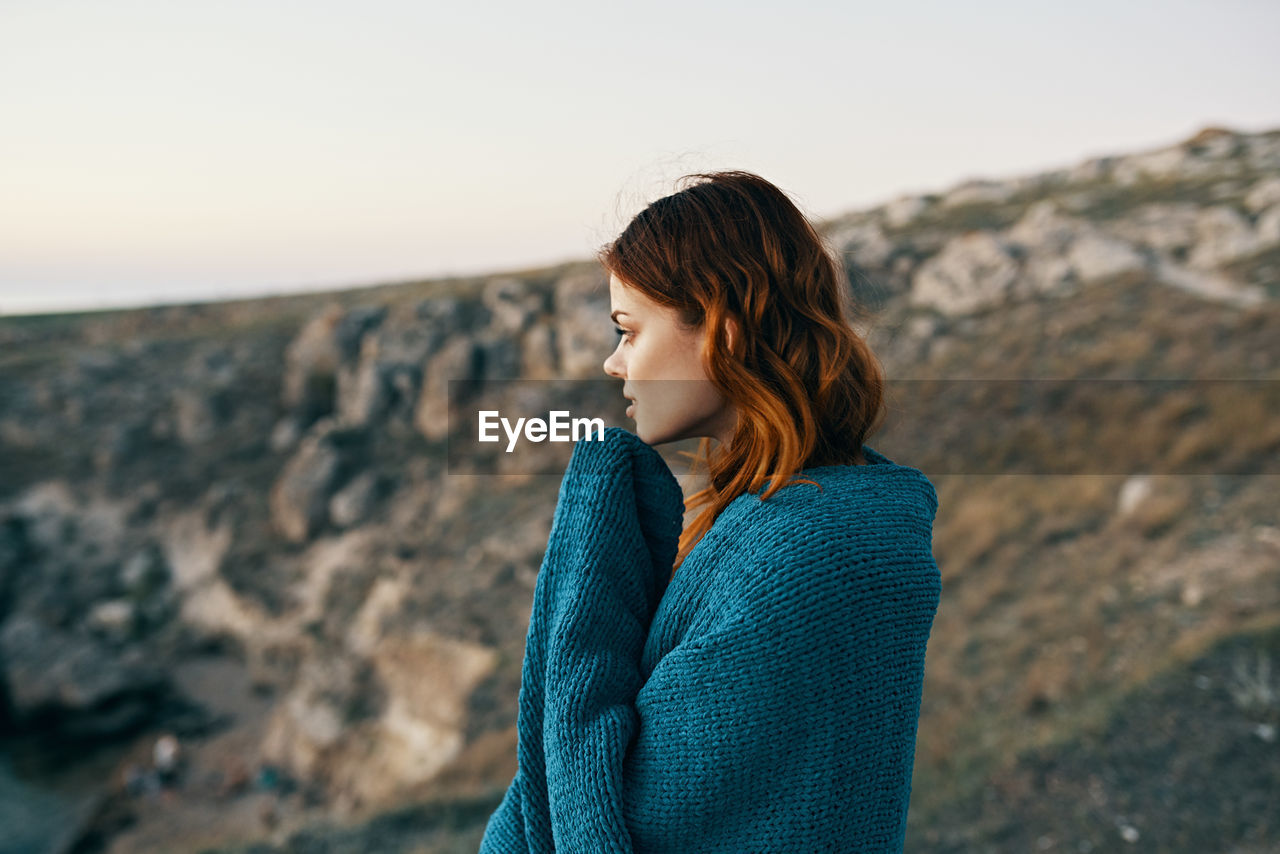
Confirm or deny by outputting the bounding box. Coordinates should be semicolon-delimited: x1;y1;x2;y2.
603;344;625;379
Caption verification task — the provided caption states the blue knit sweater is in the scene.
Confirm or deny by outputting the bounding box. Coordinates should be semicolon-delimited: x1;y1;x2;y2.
479;426;941;853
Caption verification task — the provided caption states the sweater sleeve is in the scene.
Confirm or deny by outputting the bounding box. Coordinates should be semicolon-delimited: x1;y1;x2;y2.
481;426;684;854
540;427;684;851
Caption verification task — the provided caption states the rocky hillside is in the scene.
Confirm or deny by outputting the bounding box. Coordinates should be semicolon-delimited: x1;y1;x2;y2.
0;125;1277;854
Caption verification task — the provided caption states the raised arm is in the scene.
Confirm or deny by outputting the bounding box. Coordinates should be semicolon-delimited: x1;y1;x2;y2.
480;426;684;853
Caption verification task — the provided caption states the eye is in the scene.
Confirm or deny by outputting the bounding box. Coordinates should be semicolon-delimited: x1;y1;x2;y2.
614;326;634;343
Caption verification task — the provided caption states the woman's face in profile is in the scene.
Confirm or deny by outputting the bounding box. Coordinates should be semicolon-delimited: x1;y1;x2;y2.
602;272;737;447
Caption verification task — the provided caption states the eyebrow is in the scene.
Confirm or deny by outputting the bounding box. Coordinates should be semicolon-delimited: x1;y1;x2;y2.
610;310;631;322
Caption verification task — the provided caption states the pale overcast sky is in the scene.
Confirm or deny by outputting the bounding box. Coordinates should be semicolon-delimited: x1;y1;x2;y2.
1;0;1277;315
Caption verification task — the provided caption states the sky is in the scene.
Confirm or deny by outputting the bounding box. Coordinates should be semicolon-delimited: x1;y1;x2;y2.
1;0;1277;316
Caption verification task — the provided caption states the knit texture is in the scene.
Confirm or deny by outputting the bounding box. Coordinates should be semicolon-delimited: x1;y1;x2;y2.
479;426;941;853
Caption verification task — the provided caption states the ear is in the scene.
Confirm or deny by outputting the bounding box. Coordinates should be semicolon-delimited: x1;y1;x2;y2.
724;316;740;351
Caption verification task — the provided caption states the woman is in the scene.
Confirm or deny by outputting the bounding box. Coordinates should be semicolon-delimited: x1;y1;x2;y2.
481;170;941;852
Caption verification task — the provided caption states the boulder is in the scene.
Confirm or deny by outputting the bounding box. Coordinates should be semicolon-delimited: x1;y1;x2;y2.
260;629;499;811
1067;232;1147;282
882;194;933;229
282;304;387;423
414;336;481;442
329;471;379;529
1109;202;1202;254
0;614;165;735
336;320;441;429
1244;176;1280;214
1255;204;1280;248
1188;206;1267;269
481;276;545;336
336;334;392;427
910;232;1021;314
270;422;344;543
829;220;895;270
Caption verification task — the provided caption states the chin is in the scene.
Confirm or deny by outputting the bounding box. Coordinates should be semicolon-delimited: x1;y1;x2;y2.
633;406;715;446
632;420;685;448
631;419;658;446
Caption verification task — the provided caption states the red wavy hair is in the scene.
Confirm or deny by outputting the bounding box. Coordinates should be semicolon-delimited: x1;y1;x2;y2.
597;170;888;580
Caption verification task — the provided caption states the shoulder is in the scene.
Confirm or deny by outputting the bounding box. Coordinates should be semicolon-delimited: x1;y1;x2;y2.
706;465;940;613
733;460;938;550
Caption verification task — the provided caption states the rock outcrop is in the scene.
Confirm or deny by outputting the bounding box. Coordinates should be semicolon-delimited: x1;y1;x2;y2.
0;125;1276;849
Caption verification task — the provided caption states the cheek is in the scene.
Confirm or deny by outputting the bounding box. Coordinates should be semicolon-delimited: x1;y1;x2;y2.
628;338;657;376
631;329;704;384
667;334;708;381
